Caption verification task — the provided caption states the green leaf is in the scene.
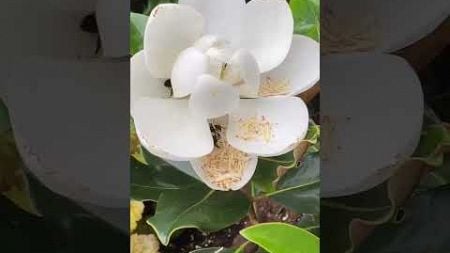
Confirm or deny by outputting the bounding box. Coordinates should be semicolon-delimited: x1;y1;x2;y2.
130;12;148;56
412;124;450;167
2;176;41;217
419;154;450;189
356;187;450;253
252;152;296;193
240;223;319;253
0;131;40;216
290;0;320;41
130;118;147;164
267;153;320;214
0;99;11;133
130;156;199;201
304;121;320;153
190;248;235;253
252;122;320;194
147;185;250;245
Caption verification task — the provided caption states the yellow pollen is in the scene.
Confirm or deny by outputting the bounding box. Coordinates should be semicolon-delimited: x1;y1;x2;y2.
200;128;251;190
258;77;290;97
130;200;144;232
236;116;273;143
130;234;160;253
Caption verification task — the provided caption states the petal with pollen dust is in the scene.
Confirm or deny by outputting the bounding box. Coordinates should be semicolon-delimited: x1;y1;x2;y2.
261;35;320;96
227;97;309;157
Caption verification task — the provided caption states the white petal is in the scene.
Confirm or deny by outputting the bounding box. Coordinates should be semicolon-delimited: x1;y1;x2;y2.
131;51;169;110
190;147;258;191
189;75;240;119
143;143;189;162
323;0;450;52
2;5;96;59
226;97;309;157
133;98;214;161
261;35;320;96
205;46;235;78
179;0;245;42
238;0;293;72
96;0;129;57
144;4;205;78
194;35;223;52
5;59;130;209
171;47;209;98
378;0;450;52
227;49;261;98
321;54;423;197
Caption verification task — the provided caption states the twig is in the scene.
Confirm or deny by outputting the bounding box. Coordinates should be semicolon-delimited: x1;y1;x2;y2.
298;83;320;103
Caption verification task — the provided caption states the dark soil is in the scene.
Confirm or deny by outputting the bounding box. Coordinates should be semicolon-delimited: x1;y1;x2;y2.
143;197;302;253
161;220;249;253
254;198;301;225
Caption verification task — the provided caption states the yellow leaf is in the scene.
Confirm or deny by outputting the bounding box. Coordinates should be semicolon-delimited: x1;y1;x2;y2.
1;131;40;216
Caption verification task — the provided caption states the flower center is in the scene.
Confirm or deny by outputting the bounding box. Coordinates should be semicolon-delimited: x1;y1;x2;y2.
194;35;244;85
199;125;251;190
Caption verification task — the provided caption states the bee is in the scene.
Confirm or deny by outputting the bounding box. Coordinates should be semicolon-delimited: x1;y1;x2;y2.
79;12;102;54
210;124;223;148
220;62;229;79
80;12;98;34
164;80;174;97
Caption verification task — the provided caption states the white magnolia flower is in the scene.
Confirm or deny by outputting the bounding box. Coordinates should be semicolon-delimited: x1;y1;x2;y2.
131;0;319;191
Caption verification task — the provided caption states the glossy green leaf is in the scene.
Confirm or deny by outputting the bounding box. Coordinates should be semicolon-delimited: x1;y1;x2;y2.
0;99;11;133
148;185;250;245
419;154;450;189
304;121;320;153
290;0;320;41
240;223;319;253
1;131;40;216
2;174;40;217
130;156;199;201
412;124;450;167
252;151;296;193
130;12;148;55
267;153;320;214
356;187;450;253
415;125;448;155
